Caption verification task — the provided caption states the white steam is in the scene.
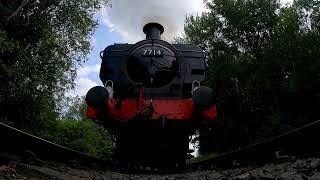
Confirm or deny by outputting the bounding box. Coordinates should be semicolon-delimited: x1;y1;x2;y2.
100;0;206;43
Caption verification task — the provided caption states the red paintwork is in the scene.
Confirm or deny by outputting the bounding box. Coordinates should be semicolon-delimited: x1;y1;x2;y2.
201;106;217;120
107;98;194;120
86;98;217;122
86;106;98;119
87;82;216;122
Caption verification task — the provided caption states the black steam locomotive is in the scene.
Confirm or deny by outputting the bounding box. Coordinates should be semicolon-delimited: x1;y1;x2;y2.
85;23;216;167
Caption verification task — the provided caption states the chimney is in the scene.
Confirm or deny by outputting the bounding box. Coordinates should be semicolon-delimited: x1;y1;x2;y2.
143;23;164;40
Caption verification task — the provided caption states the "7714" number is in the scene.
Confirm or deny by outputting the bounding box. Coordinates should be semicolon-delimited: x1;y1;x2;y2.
143;49;162;56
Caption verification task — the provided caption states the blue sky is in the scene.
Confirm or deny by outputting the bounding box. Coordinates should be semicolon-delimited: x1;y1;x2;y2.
70;0;293;98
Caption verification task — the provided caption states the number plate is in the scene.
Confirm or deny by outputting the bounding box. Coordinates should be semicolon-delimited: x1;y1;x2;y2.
142;49;163;57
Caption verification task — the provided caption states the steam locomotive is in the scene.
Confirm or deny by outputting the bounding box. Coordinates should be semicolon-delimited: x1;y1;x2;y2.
85;23;217;167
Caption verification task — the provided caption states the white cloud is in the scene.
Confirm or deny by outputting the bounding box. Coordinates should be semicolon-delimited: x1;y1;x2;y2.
67;77;98;98
77;64;100;77
100;11;115;32
76;77;98;96
100;0;206;43
100;0;294;43
281;0;294;6
66;64;101;97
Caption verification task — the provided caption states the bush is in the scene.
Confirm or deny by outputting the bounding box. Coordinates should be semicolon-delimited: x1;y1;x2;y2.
37;118;112;158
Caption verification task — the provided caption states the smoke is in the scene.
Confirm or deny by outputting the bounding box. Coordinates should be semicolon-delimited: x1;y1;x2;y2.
100;0;206;43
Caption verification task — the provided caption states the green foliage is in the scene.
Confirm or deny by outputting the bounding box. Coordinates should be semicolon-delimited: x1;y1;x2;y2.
0;0;112;157
184;0;320;153
63;97;88;121
41;119;112;158
0;0;108;129
35;98;112;158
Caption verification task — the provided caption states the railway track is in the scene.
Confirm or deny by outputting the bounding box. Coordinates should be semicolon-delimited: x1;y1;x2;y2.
1;120;320;173
0;122;111;167
187;119;320;171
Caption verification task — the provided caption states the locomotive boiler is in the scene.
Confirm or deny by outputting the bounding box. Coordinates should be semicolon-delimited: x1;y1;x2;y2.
85;23;217;167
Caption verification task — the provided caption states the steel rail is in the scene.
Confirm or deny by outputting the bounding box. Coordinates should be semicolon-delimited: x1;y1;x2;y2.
0;122;112;166
187;119;320;170
1;120;320;173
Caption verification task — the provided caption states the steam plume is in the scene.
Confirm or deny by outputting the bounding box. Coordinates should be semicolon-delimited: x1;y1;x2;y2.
100;0;205;43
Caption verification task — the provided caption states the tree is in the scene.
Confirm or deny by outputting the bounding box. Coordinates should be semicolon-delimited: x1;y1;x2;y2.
63;96;88;121
184;0;320;153
36;97;112;158
0;0;109;130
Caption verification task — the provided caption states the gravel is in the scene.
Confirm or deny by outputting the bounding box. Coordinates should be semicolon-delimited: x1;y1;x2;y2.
1;154;320;180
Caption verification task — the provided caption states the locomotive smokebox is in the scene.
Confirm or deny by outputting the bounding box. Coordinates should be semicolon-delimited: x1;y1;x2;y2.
85;86;109;109
143;23;164;40
192;86;216;111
